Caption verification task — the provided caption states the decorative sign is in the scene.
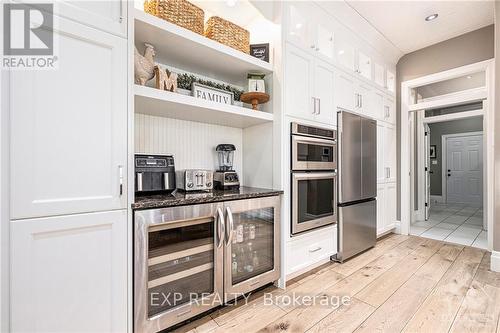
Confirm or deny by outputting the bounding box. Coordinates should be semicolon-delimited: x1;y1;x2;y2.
192;83;234;105
155;66;177;92
250;43;269;62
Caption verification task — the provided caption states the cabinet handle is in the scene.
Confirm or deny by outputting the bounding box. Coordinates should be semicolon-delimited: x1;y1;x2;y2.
216;207;225;248
309;246;322;253
360;95;363;108
119;0;123;23
315;47;320;51
312;97;316;114
310;44;316;49
225;207;234;245
355;93;359;108
317;98;321;115
118;165;124;196
388;168;391;178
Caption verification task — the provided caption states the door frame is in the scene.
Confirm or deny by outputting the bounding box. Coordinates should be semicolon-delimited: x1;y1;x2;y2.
401;59;494;252
442;131;484;204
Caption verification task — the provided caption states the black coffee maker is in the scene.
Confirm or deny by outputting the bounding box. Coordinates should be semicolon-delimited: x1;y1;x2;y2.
135;154;176;194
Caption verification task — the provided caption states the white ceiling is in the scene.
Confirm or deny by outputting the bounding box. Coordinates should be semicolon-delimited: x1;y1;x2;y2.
345;1;495;54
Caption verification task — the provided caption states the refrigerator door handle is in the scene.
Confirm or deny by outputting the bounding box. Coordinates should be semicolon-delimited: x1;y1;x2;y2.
224;207;234;245
216;207;225;248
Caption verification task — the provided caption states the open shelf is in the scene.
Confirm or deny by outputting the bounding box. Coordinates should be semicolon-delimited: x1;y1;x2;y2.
134;9;273;87
135;85;274;128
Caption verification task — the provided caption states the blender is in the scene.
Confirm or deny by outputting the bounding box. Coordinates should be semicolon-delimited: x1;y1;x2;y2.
214;144;240;190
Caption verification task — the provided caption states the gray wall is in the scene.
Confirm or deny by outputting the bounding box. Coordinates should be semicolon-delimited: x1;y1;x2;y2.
428;117;483;196
396;25;494;219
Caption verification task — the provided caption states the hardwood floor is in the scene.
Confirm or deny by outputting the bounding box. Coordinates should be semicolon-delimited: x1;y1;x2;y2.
170;234;500;333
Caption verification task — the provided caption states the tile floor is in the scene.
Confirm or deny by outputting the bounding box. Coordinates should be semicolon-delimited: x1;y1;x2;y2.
410;203;487;249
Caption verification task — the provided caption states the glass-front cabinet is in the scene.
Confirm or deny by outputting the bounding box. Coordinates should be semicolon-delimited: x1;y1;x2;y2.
134;195;281;332
223;196;281;301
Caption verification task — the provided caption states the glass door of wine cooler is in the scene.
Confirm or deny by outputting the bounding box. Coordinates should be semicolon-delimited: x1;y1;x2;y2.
223;196;280;300
134;203;224;333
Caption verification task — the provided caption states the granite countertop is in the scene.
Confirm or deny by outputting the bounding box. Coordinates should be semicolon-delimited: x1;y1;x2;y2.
132;186;283;210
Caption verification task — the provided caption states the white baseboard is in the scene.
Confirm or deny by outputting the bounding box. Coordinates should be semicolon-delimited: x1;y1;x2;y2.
394;220;401;234
491;251;500;272
430;195;444;203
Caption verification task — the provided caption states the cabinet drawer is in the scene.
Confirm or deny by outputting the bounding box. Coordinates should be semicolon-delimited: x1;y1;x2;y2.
287;226;336;275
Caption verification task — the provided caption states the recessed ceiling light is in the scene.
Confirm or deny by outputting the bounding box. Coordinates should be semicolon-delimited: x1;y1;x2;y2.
226;0;236;7
425;14;438;22
467;75;472;79
338;50;345;55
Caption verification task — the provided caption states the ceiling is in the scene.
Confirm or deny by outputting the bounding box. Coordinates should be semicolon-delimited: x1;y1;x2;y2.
345;1;495;54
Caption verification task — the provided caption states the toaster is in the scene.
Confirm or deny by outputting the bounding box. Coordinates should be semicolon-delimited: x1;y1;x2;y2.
176;170;213;191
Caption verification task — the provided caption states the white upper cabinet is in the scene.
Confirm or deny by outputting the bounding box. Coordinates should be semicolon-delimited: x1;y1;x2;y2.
372;90;385;120
356;83;371;114
287;4;312;50
374;62;385;88
384;96;396;125
285;44;314;120
10;16;127;219
316;23;335;61
11;210;128;333
335;71;356;111
387;70;396;93
335;38;356;73
357;51;372;80
314;59;336;125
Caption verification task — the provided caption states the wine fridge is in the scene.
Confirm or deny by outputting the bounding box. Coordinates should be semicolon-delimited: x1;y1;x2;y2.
134;196;281;332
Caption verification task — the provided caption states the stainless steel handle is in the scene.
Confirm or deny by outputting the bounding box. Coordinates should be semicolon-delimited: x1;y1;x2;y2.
249;280;261;287
119;0;123;23
217;207;225;248
388;167;391;178
318;98;321;115
315;47;320;51
312;97;316;114
137;172;143;191
360;94;363;108
354;93;358;108
309;246;322;253
225;207;234;245
310;44;316;49
176;309;192;317
118;165;124;195
163;172;171;190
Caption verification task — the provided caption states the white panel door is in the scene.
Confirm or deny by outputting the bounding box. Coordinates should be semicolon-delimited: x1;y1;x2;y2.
285;44;315;121
10;16;127;219
11;210;127;333
385;183;397;229
28;0;127;37
335;72;356;111
286;3;313;50
372;90;384;120
384;125;397;183
377;123;386;183
376;183;386;235
314;59;336;125
357;51;372;80
357;83;371;115
446;134;483;204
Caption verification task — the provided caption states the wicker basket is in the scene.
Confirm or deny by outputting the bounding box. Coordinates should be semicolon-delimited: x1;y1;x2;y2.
205;16;250;54
144;0;204;35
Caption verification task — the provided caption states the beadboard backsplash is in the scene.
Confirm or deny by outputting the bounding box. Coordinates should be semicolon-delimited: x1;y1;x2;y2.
135;113;243;176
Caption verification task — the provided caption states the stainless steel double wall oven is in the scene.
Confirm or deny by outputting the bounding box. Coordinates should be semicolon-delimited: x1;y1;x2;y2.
291;123;337;235
134;196;280;332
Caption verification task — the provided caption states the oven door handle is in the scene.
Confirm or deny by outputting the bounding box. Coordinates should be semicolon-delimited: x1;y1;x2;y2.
216;207;225;248
292;172;337;180
292;135;337;147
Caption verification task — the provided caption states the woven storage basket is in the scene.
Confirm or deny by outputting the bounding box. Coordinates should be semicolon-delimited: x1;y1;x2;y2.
205;16;250;54
144;0;204;35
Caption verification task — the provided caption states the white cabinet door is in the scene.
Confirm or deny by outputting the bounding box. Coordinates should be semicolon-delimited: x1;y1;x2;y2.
372;91;385;120
358;51;372;80
316;23;335;61
285;44;315;120
314;59;336;125
10;16;127;219
385;183;397;229
286;3;313;51
374;62;385;88
11;210;128;333
356;83;371;115
384;96;396;125
377;123;386;183
384;125;397;183
29;0;127;37
376;184;386;235
336;38;356;73
335;71;356;111
386;70;396;93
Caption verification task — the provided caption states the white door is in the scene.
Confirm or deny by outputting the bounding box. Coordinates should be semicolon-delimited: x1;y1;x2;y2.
424;124;430;220
372;91;384;120
10;16;127;219
11;210;128;333
386;70;396;93
285;44;315;120
446;134;483;204
376;184;385;235
385;183;397;229
314;59;336;125
374;62;385;88
335;72;356;111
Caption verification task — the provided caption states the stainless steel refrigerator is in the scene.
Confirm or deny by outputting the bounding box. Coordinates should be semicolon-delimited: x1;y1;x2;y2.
334;111;377;262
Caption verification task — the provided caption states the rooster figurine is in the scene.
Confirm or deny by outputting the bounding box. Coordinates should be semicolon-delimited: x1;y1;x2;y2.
134;43;156;85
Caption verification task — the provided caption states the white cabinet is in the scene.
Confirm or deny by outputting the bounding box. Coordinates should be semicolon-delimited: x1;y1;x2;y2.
372;90;385;120
377;183;397;236
386;70;396;93
377;123;386;183
313;59;336;125
384;125;397;183
376;183;386;235
54;0;127;37
384;96;396;124
335;71;356;111
287;3;311;50
357;51;372;80
355;82;371;115
11;210;128;333
316;23;335;61
374;62;385;88
10;16;127;219
285;44;335;125
336;37;356;73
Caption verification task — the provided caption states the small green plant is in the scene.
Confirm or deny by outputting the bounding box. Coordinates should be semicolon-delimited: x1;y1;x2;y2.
177;73;244;101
